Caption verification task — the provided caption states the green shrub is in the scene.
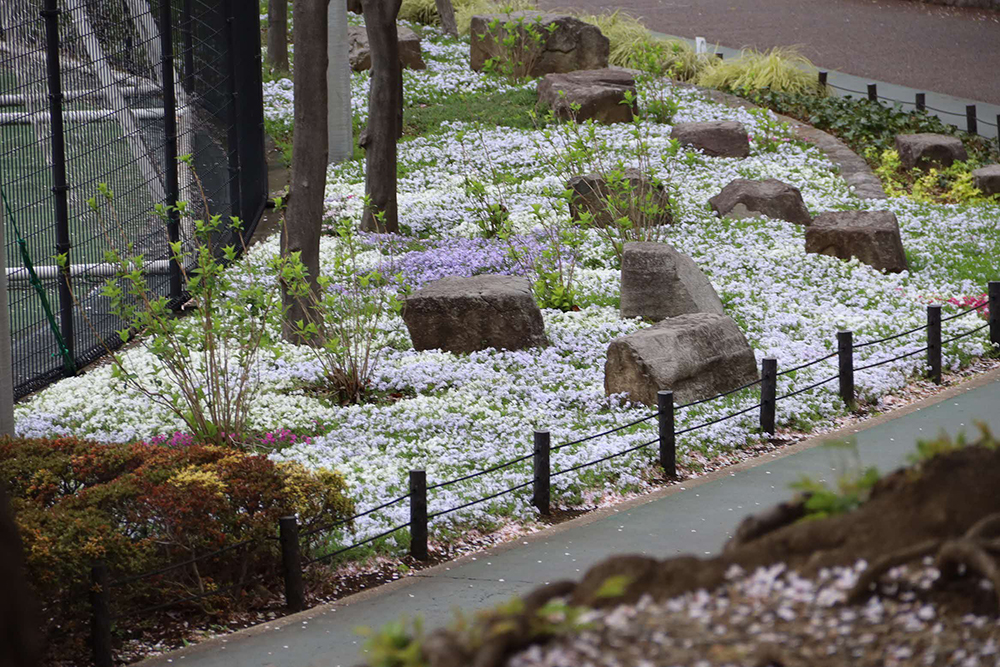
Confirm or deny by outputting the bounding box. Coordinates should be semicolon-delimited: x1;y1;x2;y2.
575;10;651;66
741;89;1000;169
454;0;537;35
1;436;354;660
696;47;827;96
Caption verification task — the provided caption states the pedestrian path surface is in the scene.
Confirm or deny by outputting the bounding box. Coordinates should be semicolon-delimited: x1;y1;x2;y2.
648;32;1000;144
140;371;1000;667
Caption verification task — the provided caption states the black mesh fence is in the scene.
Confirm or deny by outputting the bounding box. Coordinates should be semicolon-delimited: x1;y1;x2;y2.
0;0;267;399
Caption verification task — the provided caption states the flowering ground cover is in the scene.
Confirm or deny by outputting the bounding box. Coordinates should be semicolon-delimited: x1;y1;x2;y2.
15;23;999;563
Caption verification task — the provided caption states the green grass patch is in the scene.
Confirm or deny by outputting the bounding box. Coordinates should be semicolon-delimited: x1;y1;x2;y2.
403;88;540;137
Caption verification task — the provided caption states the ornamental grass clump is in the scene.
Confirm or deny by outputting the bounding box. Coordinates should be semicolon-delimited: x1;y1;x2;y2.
0;435;354;662
696;46;828;96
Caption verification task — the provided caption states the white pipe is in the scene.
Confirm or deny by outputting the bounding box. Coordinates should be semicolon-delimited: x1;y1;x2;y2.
5;259;173;281
0;108;166;124
0;84;162;107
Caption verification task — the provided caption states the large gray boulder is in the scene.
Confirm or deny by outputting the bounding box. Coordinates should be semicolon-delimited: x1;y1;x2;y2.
805;211;908;273
537;69;637;124
709;178;812;225
620;242;724;322
670;121;750;158
348;25;425;71
567;169;673;228
402;275;547;354
469;12;609;77
894;133;967;170
605;313;758;406
972;164;1000;196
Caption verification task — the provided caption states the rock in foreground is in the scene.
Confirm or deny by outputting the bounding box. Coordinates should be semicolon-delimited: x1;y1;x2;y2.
605;313;757;406
805;210;908;273
567;170;673;228
348;25;425;71
402;275;547;354
972;164;1000;196
619;242;724;321
537;69;637;124
670;121;750;158
709;178;812;225
894;132;967;170
470;12;608;77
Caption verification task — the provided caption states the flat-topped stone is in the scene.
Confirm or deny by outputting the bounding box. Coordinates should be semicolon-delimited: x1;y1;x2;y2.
470;12;608;77
972;164;1000;196
805;210;908;274
567;169;673;228
605;313;758;406
348;25;425;71
402;275;547;354
620;242;724;322
709;178;812;225
537;69;637;124
670;121;750;158
894;133;967;170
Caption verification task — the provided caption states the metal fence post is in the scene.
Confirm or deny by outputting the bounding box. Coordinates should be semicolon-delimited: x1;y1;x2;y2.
838;330;855;408
867;83;877;102
41;0;75;374
222;0;243;223
818;71;827;88
966;104;978;135
0;202;13;436
927;305;942;385
279;516;305;611
990;282;1000;349
760;357;777;435
657;390;675;478
182;0;194;93
916;92;926;112
533;430;550;515
409;470;427;561
90;561;113;667
159;0;182;302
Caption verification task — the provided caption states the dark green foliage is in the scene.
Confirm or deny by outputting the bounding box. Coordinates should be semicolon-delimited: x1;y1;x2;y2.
734;89;999;167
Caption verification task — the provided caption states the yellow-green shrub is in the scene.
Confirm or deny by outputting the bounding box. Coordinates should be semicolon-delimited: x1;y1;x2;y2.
695;46;828;96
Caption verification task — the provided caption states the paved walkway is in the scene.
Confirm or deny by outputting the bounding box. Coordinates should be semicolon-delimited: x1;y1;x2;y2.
541;0;1000;107
139;368;1000;667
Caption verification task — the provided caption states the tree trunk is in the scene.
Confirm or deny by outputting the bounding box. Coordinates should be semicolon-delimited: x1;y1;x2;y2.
328;0;353;163
267;0;290;74
360;0;402;233
282;0;328;343
435;0;458;37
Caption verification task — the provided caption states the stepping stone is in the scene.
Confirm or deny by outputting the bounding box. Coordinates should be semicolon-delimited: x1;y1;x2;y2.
709;178;812;225
567;169;673;227
605;313;758;406
537;69;637;124
894;133;967;170
670;121;750;158
620;242;724;322
470;12;608;77
805;210;908;274
402;275;547;354
972;164;1000;196
348;25;425;71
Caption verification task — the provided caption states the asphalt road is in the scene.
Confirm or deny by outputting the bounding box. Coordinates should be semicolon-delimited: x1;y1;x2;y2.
539;0;1000;105
138;368;1000;667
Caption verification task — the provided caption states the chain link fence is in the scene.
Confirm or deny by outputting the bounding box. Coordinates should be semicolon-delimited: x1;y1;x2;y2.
0;0;266;399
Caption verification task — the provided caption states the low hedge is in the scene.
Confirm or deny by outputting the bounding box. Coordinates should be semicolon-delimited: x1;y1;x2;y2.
0;436;354;663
